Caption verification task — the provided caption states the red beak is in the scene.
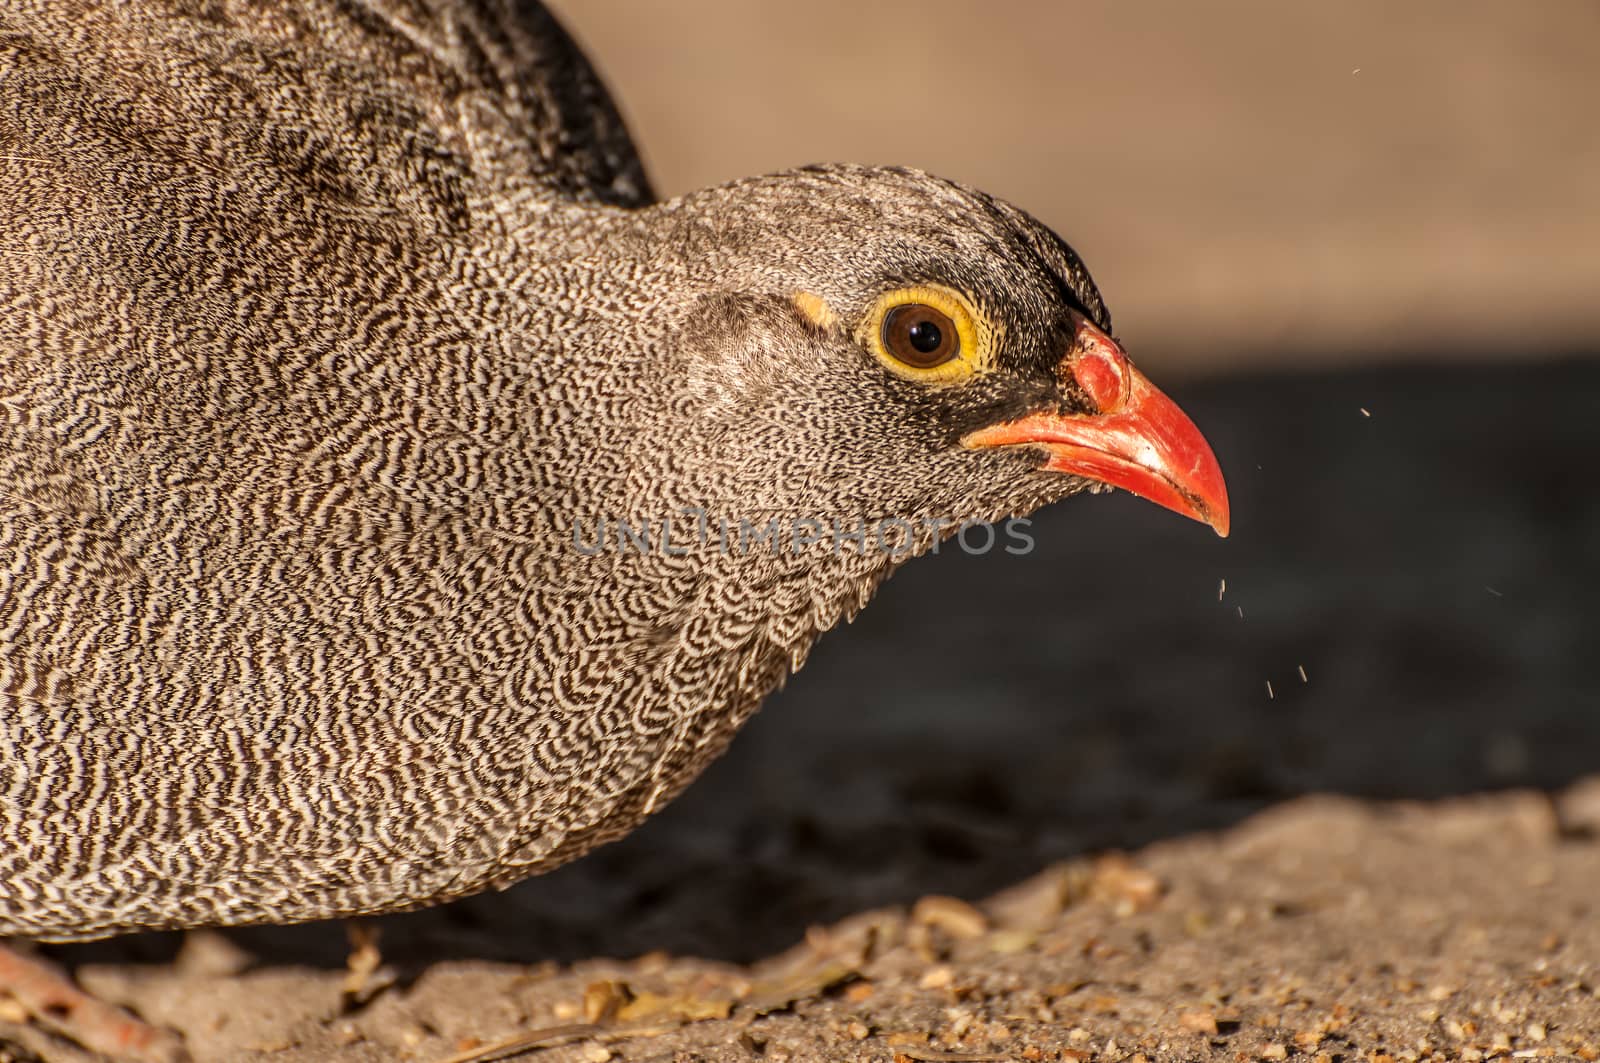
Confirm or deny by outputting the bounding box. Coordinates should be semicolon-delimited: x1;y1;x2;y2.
962;315;1230;537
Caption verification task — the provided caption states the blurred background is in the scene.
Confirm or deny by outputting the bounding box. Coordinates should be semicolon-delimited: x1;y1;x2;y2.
70;1;1600;972
551;0;1600;374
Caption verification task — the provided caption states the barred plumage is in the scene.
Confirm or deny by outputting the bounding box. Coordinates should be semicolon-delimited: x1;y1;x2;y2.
0;0;1212;942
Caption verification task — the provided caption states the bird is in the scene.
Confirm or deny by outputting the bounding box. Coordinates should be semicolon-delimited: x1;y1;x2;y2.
0;0;1227;1056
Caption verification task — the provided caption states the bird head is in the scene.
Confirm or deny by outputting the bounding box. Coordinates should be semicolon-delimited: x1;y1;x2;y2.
620;164;1228;561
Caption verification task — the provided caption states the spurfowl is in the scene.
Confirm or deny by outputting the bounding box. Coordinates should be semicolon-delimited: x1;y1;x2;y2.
0;0;1227;1056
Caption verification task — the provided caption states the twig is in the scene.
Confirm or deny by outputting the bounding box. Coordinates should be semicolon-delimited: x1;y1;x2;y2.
434;1020;685;1063
432;1023;602;1063
893;1048;1013;1062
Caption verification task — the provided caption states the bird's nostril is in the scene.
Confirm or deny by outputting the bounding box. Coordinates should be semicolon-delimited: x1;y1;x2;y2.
1067;339;1128;412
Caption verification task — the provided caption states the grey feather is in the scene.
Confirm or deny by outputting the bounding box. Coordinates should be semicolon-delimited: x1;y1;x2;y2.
1;0;1118;939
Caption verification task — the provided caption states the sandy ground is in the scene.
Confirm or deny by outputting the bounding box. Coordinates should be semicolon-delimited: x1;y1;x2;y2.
11;786;1600;1063
7;358;1598;1061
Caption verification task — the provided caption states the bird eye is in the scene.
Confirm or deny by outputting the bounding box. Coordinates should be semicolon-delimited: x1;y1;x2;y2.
882;304;959;368
863;285;988;382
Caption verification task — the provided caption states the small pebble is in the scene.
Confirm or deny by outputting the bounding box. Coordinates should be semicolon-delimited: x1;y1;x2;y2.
844;981;876;1003
1090;854;1163;914
174;929;255;978
911;895;990;939
885;1032;928;1047
988;929;1037;954
582;980;630;1023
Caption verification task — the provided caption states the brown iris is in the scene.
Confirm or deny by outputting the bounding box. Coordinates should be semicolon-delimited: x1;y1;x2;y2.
882;303;959;368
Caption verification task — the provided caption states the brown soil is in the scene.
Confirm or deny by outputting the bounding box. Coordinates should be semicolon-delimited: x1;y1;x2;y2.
10;786;1599;1062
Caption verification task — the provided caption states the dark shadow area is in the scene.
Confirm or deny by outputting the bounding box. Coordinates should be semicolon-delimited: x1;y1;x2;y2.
54;355;1600;972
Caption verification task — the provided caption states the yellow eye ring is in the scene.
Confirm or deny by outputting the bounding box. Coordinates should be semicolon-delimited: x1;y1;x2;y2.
862;285;993;383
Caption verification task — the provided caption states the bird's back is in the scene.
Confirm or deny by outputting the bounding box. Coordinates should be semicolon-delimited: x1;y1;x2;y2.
0;0;662;937
0;0;1217;944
